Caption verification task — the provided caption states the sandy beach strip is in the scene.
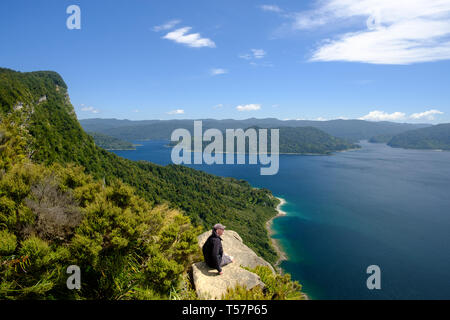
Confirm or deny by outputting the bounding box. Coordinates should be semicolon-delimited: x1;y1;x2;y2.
266;196;311;300
266;197;288;268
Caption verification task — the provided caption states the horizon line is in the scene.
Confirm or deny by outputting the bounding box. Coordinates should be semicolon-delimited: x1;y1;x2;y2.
77;117;440;125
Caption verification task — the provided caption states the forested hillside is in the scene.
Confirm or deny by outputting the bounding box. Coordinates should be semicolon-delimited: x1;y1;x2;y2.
169;126;359;154
87;131;136;150
269;126;359;154
387;124;450;150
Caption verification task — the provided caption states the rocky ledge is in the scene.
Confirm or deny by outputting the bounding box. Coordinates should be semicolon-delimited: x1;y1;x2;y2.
192;230;274;300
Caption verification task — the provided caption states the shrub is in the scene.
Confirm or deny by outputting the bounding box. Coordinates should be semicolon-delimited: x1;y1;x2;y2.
222;266;305;300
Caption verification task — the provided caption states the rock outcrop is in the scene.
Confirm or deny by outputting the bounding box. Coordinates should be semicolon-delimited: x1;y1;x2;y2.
192;230;274;300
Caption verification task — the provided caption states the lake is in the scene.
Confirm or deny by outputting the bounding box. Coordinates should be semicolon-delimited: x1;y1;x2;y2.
113;140;450;299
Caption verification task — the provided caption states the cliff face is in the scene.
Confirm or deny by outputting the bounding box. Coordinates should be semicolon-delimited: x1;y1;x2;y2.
192;230;274;300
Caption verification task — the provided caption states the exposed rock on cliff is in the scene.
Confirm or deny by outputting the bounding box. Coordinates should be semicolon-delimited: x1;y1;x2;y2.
192;230;274;299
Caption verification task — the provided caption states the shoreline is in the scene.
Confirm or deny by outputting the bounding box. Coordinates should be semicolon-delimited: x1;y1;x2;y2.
266;197;288;269
267;196;310;300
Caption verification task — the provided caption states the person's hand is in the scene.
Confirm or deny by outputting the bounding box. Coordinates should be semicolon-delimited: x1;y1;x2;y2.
219;271;223;275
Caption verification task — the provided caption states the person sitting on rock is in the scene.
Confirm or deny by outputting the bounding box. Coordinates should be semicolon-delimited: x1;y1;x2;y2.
202;223;234;275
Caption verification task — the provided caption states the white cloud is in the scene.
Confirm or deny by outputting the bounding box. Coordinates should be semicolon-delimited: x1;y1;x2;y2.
260;5;282;13
210;68;228;75
163;27;216;48
410;109;444;120
359;109;444;121
251;49;266;59
133;109;139;113
213;104;224;109
153;19;181;32
239;49;267;60
167;109;185;115
293;0;450;64
236;104;261;112
81;106;99;114
359;110;406;121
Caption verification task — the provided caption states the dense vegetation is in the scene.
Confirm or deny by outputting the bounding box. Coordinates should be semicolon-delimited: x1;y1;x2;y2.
271;126;359;154
368;134;395;143
387;124;450;150
80;117;429;142
0;111;202;299
222;266;305;300
87;131;136;150
0;68;302;299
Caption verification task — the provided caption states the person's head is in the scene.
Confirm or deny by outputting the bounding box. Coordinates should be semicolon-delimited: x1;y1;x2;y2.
213;223;226;236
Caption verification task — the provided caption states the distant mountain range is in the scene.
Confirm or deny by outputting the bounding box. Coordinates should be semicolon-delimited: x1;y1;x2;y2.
80;118;430;142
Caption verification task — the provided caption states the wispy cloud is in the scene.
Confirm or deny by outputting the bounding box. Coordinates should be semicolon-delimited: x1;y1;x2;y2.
260;5;283;13
163;27;216;48
239;48;267;60
213;104;224;109
210;68;228;76
359;109;444;121
153;19;181;32
252;49;266;59
359;110;406;121
81;106;99;114
167;109;185;115
410;109;444;120
292;0;450;64
236;104;261;112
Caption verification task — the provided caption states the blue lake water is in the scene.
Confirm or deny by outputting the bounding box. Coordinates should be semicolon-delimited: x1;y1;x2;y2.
113;141;450;299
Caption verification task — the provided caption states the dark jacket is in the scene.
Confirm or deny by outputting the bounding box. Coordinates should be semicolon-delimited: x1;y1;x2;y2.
202;229;223;272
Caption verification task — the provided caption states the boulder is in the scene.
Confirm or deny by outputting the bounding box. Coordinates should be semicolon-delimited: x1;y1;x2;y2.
192;230;274;300
192;262;264;299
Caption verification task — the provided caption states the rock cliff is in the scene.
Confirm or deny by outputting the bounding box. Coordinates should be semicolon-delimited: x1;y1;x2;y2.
192;230;274;299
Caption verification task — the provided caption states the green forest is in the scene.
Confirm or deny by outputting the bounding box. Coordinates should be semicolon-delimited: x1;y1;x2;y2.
0;68;302;299
268;126;359;154
369;124;450;150
87;131;136;150
387;124;450;150
169;126;359;154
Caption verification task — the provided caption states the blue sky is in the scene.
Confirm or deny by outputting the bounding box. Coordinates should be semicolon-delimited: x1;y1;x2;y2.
1;0;449;123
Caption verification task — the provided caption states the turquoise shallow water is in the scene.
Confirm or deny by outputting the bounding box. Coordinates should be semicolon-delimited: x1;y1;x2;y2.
113;141;450;299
